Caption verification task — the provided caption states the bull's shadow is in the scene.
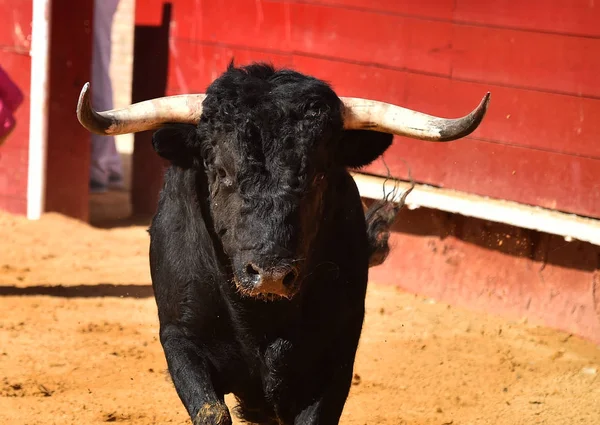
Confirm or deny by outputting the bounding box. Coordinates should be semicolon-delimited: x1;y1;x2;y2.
0;283;154;298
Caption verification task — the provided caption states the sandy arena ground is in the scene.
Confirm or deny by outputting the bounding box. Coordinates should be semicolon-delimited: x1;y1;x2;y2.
0;210;599;425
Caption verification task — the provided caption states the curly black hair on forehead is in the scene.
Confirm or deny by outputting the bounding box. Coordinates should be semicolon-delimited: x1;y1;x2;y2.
197;62;345;198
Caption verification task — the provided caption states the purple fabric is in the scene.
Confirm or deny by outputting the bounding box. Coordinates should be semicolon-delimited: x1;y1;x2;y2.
0;65;23;112
0;66;22;144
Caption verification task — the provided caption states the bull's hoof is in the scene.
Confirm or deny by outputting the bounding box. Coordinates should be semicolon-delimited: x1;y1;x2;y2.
193;403;232;425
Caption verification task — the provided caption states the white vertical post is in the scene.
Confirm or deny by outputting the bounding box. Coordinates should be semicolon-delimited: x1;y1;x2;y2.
27;0;52;220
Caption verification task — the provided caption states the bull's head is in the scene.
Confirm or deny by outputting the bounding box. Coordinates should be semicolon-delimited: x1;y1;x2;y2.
77;63;489;300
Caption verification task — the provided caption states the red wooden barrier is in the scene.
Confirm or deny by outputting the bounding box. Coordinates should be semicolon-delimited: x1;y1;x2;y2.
0;1;93;221
0;0;32;215
136;0;600;220
44;1;94;221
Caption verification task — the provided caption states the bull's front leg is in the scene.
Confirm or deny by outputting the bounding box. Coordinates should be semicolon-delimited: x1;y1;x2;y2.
291;362;355;425
160;324;232;425
290;315;364;425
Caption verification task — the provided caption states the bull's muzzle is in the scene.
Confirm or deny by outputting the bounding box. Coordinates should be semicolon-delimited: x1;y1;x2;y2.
237;262;299;300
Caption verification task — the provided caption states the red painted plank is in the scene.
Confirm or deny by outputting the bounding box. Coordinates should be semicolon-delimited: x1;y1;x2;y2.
178;1;600;98
171;0;291;51
289;2;453;76
292;5;600;97
0;0;32;50
455;0;600;38
167;41;408;106
453;24;600;98
295;0;454;20
363;137;600;219
0;195;26;215
294;54;410;101
0;146;28;198
161;0;200;38
180;1;453;76
166;40;292;95
44;1;94;221
134;0;165;26
405;73;600;159
292;56;600;159
171;1;451;78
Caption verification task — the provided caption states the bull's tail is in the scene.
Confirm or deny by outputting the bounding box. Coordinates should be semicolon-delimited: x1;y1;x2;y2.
364;161;414;268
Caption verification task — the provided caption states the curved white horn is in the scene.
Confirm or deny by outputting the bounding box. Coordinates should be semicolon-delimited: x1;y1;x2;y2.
76;82;206;135
341;93;490;141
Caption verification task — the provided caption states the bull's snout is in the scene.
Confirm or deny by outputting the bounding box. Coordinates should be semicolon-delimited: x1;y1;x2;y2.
239;262;299;299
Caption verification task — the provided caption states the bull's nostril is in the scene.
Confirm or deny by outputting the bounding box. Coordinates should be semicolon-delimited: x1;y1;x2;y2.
246;263;260;276
283;269;298;286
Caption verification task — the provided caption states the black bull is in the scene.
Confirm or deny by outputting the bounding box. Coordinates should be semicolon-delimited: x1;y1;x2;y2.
76;63;489;425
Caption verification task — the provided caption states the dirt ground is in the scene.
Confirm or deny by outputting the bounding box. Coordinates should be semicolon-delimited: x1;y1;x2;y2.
0;210;599;425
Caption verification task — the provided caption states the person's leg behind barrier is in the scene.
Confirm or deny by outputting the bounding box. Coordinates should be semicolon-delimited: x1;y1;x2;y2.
89;0;123;193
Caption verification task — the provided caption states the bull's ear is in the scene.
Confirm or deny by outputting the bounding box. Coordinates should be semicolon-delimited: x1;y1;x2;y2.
152;124;198;168
337;130;394;169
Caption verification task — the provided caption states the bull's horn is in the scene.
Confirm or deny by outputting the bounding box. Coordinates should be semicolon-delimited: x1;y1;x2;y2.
341;93;490;141
76;82;206;135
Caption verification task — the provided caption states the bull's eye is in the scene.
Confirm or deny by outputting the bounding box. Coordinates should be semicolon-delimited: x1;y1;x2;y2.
217;167;227;179
312;173;325;185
